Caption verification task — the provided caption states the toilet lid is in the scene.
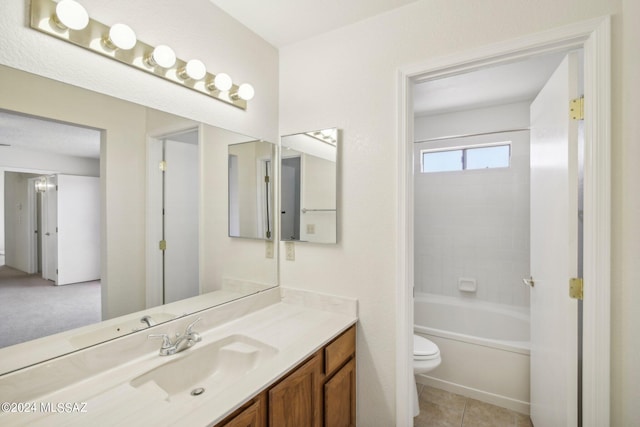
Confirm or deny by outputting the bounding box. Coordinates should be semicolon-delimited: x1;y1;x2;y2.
413;335;440;360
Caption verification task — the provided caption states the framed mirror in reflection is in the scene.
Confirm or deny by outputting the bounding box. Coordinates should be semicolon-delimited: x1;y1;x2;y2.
280;128;339;244
228;140;275;240
0;64;278;375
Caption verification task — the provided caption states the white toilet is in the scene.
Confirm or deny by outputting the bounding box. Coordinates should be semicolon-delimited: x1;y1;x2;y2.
413;334;441;417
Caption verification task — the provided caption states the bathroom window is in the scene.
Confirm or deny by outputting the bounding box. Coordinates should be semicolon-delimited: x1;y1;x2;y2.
420;143;511;173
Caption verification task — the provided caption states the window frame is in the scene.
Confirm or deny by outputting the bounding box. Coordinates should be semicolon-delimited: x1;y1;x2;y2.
419;141;512;174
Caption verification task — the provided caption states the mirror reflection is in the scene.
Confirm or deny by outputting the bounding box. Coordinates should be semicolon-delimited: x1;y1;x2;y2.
280;128;338;244
228;140;275;240
0;64;277;375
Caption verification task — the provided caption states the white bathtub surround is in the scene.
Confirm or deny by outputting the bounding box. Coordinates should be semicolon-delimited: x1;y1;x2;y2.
0;288;357;426
413;103;531;308
414;293;530;414
457;277;477;293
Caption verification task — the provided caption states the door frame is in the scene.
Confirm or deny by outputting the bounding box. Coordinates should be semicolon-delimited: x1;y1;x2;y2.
145;126;201;308
396;16;611;427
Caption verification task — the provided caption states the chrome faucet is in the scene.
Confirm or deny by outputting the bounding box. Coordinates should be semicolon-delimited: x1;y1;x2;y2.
148;318;202;356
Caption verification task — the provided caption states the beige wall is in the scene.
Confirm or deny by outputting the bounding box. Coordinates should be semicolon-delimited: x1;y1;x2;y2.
279;0;637;425
201;126;277;292
0;66;148;319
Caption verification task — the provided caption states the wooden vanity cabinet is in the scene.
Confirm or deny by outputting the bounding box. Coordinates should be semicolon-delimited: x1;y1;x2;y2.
269;352;323;427
215;325;356;427
216;392;267;427
323;326;356;427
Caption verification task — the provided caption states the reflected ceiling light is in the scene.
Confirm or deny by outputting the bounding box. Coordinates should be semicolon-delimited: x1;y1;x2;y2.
35;178;48;193
145;45;176;69
211;73;233;91
232;83;255;101
103;23;137;50
52;0;89;30
178;59;207;81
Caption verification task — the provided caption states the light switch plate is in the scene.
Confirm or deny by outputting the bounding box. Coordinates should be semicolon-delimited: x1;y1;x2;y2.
285;242;295;261
265;241;274;259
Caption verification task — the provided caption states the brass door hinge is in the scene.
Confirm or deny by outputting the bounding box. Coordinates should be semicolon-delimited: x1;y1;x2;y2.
570;277;584;300
159;240;167;251
570;97;584;120
264;175;270;183
159;160;167;171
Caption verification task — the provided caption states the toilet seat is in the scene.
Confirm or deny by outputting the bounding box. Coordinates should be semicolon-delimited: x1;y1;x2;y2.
413;334;440;361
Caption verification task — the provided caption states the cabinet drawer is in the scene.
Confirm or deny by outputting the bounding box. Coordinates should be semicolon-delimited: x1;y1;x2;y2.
324;326;355;376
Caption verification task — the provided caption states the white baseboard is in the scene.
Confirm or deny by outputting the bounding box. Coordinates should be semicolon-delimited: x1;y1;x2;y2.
416;374;530;415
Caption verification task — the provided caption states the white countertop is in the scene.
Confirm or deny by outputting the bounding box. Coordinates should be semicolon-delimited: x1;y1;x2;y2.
0;288;357;426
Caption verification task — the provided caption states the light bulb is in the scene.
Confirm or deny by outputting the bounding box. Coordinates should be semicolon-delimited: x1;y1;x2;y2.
178;59;207;80
213;73;232;91
237;83;255;101
53;0;89;31
103;23;137;50
146;45;176;69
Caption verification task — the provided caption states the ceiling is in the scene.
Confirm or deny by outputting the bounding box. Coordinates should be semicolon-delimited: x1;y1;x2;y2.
209;0;420;47
209;1;568;116
413;51;568;116
0;110;100;159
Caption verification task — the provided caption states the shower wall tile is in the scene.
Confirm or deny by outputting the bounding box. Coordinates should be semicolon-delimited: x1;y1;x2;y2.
414;107;531;308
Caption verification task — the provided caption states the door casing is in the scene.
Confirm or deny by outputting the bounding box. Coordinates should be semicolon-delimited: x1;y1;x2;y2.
396;16;611;427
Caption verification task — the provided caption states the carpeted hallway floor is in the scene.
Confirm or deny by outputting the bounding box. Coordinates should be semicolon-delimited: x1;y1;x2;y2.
0;265;101;348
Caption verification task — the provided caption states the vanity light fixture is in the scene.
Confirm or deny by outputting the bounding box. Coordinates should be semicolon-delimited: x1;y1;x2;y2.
233;83;255;101
306;128;337;145
30;0;253;110
103;23;137;50
209;72;233;91
52;0;89;30
145;45;177;69
178;59;207;81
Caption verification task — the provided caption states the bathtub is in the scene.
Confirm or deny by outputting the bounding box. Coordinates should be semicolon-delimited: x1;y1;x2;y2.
413;293;530;414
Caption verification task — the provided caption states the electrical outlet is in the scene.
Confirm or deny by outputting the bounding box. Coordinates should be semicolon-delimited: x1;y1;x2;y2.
265;241;274;259
306;224;315;234
285;241;295;261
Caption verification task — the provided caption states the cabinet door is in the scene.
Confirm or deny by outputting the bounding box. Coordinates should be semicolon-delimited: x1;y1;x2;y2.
269;353;322;427
218;395;266;427
324;358;356;427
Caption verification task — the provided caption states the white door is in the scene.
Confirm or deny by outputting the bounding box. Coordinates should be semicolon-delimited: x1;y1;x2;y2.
280;156;300;240
41;175;57;283
163;137;199;303
56;174;100;285
529;52;580;426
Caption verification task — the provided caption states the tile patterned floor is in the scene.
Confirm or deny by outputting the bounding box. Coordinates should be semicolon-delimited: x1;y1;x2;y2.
414;385;533;427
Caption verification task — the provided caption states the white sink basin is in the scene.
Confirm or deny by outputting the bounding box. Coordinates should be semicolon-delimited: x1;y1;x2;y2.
129;334;278;401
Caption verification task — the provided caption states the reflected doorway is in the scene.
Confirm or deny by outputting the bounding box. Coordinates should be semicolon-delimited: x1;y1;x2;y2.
148;128;200;305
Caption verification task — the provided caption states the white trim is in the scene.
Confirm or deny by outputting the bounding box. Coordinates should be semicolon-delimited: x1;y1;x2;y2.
581;16;611;426
395;63;415;427
397;16;611;426
416;375;530;415
26;177;39;274
145;126;201;308
145;136;164;309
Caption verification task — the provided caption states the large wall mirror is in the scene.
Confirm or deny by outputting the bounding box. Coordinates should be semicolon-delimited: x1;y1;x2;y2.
280;128;339;244
228;140;275;240
0;64;278;375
